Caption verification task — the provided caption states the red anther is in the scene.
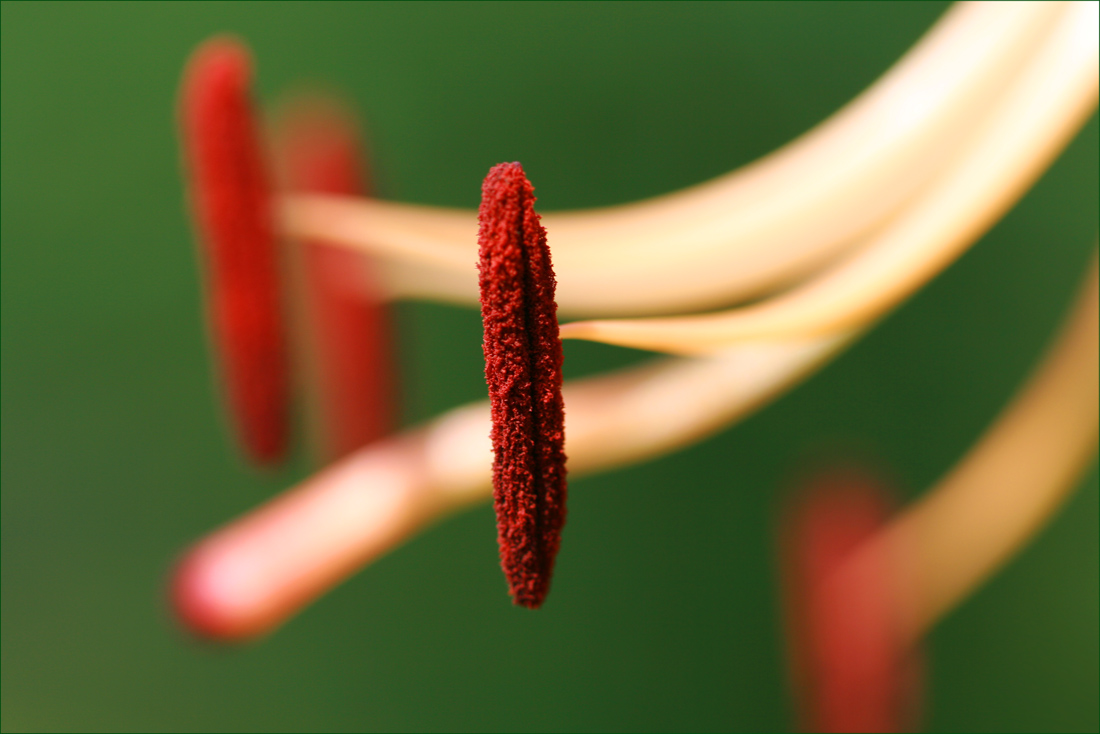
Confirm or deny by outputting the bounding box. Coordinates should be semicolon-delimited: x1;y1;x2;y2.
781;470;922;733
478;162;567;609
180;37;289;465
277;99;397;462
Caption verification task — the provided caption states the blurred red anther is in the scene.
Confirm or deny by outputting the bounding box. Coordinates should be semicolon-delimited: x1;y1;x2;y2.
276;98;397;462
179;37;289;465
780;469;922;733
478;162;567;609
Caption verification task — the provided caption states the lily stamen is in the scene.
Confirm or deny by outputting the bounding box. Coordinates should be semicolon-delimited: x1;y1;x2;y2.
274;95;397;461
179;36;290;465
478;162;567;608
171;3;1099;683
847;252;1099;644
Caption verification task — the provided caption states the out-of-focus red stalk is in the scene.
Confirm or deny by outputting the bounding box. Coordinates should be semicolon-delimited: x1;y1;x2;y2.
277;100;397;462
179;37;289;465
780;470;921;733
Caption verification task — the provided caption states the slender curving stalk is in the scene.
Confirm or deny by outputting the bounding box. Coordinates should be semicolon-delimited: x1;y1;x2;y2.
848;252;1099;645
781;253;1099;729
560;1;1099;353
280;2;1076;317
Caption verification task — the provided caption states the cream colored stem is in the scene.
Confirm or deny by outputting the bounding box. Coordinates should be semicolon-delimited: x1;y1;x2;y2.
561;1;1099;353
849;253;1099;644
280;2;1064;316
175;328;853;638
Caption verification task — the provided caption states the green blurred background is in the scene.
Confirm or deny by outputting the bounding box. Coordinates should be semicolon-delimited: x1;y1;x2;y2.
2;2;1096;731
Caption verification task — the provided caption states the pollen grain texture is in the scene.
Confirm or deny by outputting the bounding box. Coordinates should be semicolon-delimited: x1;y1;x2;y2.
477;162;567;609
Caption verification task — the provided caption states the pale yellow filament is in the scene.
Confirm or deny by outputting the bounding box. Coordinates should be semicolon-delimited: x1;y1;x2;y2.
280;2;1067;317
844;253;1099;644
561;1;1099;352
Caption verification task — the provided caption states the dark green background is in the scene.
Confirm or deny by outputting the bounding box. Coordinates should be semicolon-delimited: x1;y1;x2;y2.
2;2;1097;731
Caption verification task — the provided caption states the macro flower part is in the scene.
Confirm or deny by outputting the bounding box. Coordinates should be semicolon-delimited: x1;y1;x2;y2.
273;96;397;463
280;1;1095;331
780;470;920;733
779;255;1097;731
557;0;1099;353
171;0;1098;666
179;36;289;465
865;254;1099;643
180;37;398;469
477;162;567;609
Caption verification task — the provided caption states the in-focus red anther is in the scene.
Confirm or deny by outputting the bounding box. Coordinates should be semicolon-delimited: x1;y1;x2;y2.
780;470;922;733
478;162;567;609
180;37;289;465
276;99;397;462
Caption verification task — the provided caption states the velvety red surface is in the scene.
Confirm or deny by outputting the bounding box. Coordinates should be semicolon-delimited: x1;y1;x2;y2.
180;38;289;465
477;162;567;609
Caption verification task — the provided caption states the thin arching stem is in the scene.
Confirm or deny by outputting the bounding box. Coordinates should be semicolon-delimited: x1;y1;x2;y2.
560;1;1099;352
280;2;1068;317
843;252;1099;645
